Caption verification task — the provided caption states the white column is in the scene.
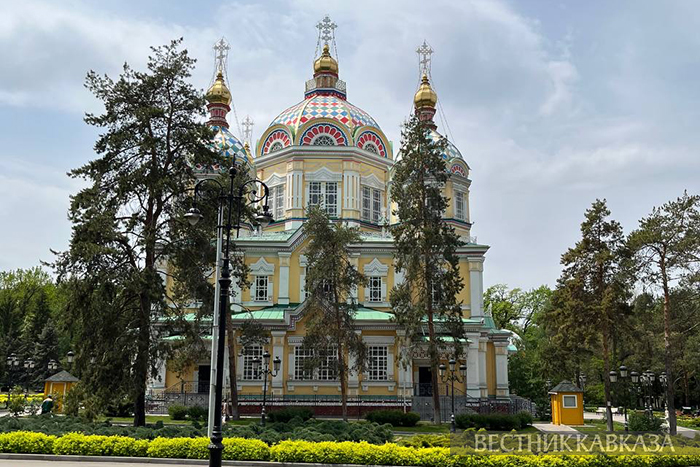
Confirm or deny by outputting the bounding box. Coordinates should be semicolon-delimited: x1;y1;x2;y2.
349;253;360;301
469;259;485;318
348;330;361;391
494;341;510;399
278;252;290;305
271;331;286;392
466;335;480;398
478;336;488;398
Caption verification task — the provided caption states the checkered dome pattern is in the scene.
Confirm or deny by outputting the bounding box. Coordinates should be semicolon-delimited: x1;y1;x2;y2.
427;128;464;161
210;126;251;165
271;94;379;135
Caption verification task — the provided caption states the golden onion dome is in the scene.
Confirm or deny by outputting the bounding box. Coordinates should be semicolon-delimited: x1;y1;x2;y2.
414;74;438;109
206;70;232;105
313;44;339;75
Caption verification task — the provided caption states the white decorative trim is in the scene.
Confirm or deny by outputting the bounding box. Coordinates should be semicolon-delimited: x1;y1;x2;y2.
250;257;275;276
361;173;384;191
363;258;388;277
362;335;395;345
305;167;342;182
263;173;286;187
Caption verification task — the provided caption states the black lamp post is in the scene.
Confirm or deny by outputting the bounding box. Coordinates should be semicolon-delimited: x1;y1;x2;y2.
185;165;272;467
66;351;75;370
439;357;467;433
48;360;58;372
23;358;36;395
545;379;552;422
4;353;20;408
640;370;655;419
610;365;630;432
252;350;281;426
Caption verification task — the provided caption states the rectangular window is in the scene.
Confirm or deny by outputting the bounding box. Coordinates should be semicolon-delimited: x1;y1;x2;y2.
367;346;388;381
242;345;263;380
270;185;284;221
368;276;382;303
308;182;338;217
318;346;338;381
563;395;578;408
362;187;371;221
361;186;383;223
325;182;337;217
455;191;465;220
254;276;269;302
294;347;314;380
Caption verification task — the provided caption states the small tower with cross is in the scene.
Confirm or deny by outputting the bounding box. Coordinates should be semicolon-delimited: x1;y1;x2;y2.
414;40;438;127
206;38;233;128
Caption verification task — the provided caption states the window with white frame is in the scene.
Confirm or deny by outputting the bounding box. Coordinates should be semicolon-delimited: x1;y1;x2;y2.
361;186;382;223
294;347;314;380
562;395;578;408
454;190;466;220
367;346;388;381
367;276;382;303
308;182;338;217
254;276;269;302
268;185;285;221
318;346;338;381
242;345;263;380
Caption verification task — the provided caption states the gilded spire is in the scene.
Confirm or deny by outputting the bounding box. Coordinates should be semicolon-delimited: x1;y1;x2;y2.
314;44;339;75
206;70;232;106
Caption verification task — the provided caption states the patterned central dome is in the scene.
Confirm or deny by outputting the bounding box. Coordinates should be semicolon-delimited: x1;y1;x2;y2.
271;93;379;137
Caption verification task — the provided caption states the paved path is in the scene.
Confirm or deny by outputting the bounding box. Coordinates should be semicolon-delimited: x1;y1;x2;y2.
533;422;580;433
584;411;700;438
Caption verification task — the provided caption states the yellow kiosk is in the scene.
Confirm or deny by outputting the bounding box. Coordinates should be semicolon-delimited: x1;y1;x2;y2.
44;370;79;411
549;380;584;426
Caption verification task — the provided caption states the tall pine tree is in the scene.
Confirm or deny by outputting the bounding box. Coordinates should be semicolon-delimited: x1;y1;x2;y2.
628;191;700;435
54;39;224;426
302;206;367;421
390;114;465;424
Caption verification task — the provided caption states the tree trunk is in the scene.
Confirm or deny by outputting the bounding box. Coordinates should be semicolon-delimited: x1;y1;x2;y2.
427;311;441;425
339;344;348;421
683;371;690;407
602;329;613;432
133;291;151;427
662;257;677;435
225;313;240;420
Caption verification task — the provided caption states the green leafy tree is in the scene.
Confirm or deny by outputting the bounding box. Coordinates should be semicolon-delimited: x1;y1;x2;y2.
390;114;465;424
53;39;224;426
628;191;700;435
545;199;631;431
302;206;367;421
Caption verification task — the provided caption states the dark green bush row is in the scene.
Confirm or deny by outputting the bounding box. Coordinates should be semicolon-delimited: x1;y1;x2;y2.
365;410;420;427
455;411;533;431
267;407;314;423
167;404;208;422
3;431;700;466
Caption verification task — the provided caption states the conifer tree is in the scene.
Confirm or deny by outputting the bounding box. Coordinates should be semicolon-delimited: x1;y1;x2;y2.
547;199;631;431
390;114;465;424
302;206;367;421
54;39;224;426
628;191;700;435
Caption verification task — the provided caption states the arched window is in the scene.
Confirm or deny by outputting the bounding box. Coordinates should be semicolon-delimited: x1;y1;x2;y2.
312;135;336;146
269;141;283;152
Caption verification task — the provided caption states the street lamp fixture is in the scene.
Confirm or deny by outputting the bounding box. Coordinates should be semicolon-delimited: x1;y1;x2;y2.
66;351;75;365
48;360;58;371
609;370;617;384
439;355;467;433
186;164;271;467
630;371;639;384
251;350;281;427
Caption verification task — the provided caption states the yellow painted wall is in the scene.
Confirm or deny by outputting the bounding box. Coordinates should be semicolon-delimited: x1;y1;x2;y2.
551;393;584;425
486;342;496;397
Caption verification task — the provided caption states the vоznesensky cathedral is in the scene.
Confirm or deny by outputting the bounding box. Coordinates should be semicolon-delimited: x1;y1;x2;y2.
153;16;514;415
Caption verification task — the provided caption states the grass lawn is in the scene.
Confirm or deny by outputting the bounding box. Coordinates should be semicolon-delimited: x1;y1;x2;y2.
99;415;260;426
575;418;627;433
391;423;539;434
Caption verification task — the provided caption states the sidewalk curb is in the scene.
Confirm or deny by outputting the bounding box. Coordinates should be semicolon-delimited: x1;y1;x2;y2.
0;453;405;467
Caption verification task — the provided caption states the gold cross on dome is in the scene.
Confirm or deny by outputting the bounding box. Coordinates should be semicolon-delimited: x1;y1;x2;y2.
316;15;337;46
242;115;254;144
417;40;434;76
213;37;230;72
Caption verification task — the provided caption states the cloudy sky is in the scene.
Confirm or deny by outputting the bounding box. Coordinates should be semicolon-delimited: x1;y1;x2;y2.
0;0;698;290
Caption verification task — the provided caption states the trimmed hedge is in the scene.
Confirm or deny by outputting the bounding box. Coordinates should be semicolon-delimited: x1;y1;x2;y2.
267;407;314;423
365;410;421;427
4;431;700;466
455;412;533;431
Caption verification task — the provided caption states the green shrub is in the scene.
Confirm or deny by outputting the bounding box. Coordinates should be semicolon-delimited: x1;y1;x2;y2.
398;434;451;448
168;404;188;421
146;436;269;460
267;407;313;423
0;431;55;453
629;411;664;432
7;386;26;416
455;413;529;431
365;410;420;427
187;405;208;422
53;433;148;457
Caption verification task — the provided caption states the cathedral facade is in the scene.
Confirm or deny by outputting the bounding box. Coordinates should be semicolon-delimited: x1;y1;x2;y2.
153;20;513;411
